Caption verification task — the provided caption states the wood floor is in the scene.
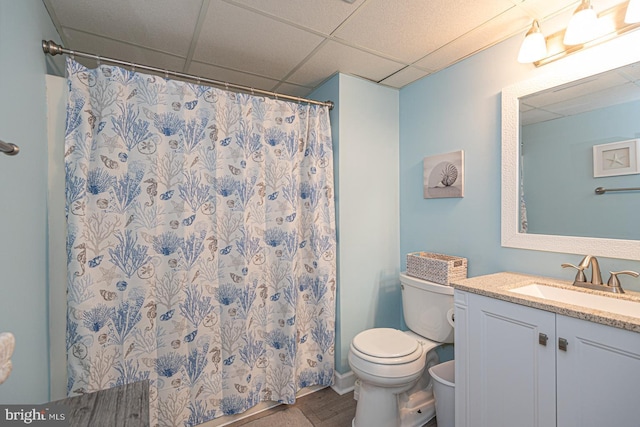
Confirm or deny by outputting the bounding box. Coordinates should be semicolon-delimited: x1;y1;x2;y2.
226;387;438;427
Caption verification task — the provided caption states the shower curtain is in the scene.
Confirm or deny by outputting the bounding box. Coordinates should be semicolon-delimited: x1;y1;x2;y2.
64;58;336;426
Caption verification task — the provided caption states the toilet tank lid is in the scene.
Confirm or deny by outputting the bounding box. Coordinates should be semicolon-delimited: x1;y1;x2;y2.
352;328;419;358
400;273;454;295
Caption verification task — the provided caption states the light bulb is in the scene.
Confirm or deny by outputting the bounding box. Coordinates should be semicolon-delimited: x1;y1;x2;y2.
564;0;598;45
518;21;547;63
626;0;640;23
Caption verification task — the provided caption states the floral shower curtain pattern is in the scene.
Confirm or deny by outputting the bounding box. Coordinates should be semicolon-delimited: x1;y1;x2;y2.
64;58;336;426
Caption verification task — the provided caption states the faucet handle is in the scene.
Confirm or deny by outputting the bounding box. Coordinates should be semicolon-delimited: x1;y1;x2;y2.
562;263;587;283
606;270;640;294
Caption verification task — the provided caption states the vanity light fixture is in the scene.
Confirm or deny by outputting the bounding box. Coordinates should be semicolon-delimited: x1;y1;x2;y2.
518;1;640;66
564;0;599;45
626;0;640;23
517;20;547;63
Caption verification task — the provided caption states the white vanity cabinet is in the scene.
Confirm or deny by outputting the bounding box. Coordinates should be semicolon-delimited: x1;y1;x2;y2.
454;290;556;427
555;314;640;427
455;290;640;427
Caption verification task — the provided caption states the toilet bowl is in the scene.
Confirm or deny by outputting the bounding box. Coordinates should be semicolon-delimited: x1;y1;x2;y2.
348;274;454;427
349;328;440;427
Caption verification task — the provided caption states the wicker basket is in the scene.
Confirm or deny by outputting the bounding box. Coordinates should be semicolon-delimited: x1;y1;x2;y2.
406;252;467;286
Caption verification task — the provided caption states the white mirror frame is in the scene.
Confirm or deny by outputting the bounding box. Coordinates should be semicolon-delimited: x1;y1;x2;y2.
502;30;640;261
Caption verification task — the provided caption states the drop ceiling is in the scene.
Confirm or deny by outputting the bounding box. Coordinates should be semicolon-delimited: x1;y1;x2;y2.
520;61;640;125
43;0;629;98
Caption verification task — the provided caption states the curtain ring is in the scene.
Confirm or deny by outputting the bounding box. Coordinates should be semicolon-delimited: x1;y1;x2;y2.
165;70;169;79
274;93;278;100
70;50;75;61
131;63;136;73
96;56;101;66
196;77;201;85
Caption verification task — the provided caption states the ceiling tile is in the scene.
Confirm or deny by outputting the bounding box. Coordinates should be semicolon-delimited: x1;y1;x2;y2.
51;0;203;56
528;81;640;116
552;83;640;116
618;62;640;82
415;6;532;71
225;0;366;34
520;108;562;125
520;58;640;125
63;29;187;71
516;0;575;19
287;41;406;87
272;82;316;98
380;66;432;88
333;0;516;63
520;103;535;112
522;73;630;108
188;61;280;92
193;0;325;80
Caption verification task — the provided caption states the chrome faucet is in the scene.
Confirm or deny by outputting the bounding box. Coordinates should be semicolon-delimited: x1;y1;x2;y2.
562;255;639;294
562;255;602;286
583;255;603;285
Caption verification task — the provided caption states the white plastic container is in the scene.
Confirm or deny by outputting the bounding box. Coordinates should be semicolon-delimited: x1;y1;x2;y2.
428;360;455;427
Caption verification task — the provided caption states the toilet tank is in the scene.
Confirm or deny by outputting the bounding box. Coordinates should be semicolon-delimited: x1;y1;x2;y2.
400;273;454;344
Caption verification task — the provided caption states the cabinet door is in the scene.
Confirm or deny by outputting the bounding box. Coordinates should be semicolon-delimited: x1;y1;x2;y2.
465;293;556;427
557;315;640;427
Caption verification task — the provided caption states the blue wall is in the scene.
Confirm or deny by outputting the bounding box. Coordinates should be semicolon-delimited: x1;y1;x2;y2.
399;34;640;292
523;100;640;239
0;0;61;403
312;74;400;375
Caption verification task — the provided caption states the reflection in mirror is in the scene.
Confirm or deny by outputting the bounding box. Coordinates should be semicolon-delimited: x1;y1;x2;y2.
519;62;640;240
501;30;640;261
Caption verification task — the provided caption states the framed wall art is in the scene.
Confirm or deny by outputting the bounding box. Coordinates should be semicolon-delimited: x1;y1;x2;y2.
423;150;464;198
593;139;639;178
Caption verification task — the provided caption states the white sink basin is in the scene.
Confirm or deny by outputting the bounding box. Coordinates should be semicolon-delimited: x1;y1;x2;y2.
510;284;640;319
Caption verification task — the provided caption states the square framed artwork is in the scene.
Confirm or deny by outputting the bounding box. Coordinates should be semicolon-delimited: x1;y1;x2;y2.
423;150;464;198
593;139;640;178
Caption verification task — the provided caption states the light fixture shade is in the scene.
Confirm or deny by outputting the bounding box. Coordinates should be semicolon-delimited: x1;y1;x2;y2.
518;21;547;63
626;0;640;23
564;0;598;45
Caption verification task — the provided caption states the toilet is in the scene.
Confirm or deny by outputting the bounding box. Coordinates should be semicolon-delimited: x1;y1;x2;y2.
348;273;455;427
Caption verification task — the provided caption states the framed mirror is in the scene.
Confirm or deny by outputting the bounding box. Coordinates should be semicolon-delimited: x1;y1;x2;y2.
502;31;640;261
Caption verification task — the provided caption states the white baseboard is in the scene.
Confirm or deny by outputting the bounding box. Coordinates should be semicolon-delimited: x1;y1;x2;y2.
331;370;356;395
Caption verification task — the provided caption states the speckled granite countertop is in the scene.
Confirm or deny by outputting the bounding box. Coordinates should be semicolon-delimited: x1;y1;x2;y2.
452;272;640;334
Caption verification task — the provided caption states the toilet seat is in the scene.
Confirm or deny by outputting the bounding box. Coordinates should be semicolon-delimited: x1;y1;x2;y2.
351;328;422;365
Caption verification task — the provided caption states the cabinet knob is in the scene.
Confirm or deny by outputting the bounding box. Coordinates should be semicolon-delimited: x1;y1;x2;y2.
558;337;568;351
539;333;548;346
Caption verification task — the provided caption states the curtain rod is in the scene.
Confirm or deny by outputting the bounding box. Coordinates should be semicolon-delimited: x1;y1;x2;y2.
41;40;333;110
0;139;19;156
